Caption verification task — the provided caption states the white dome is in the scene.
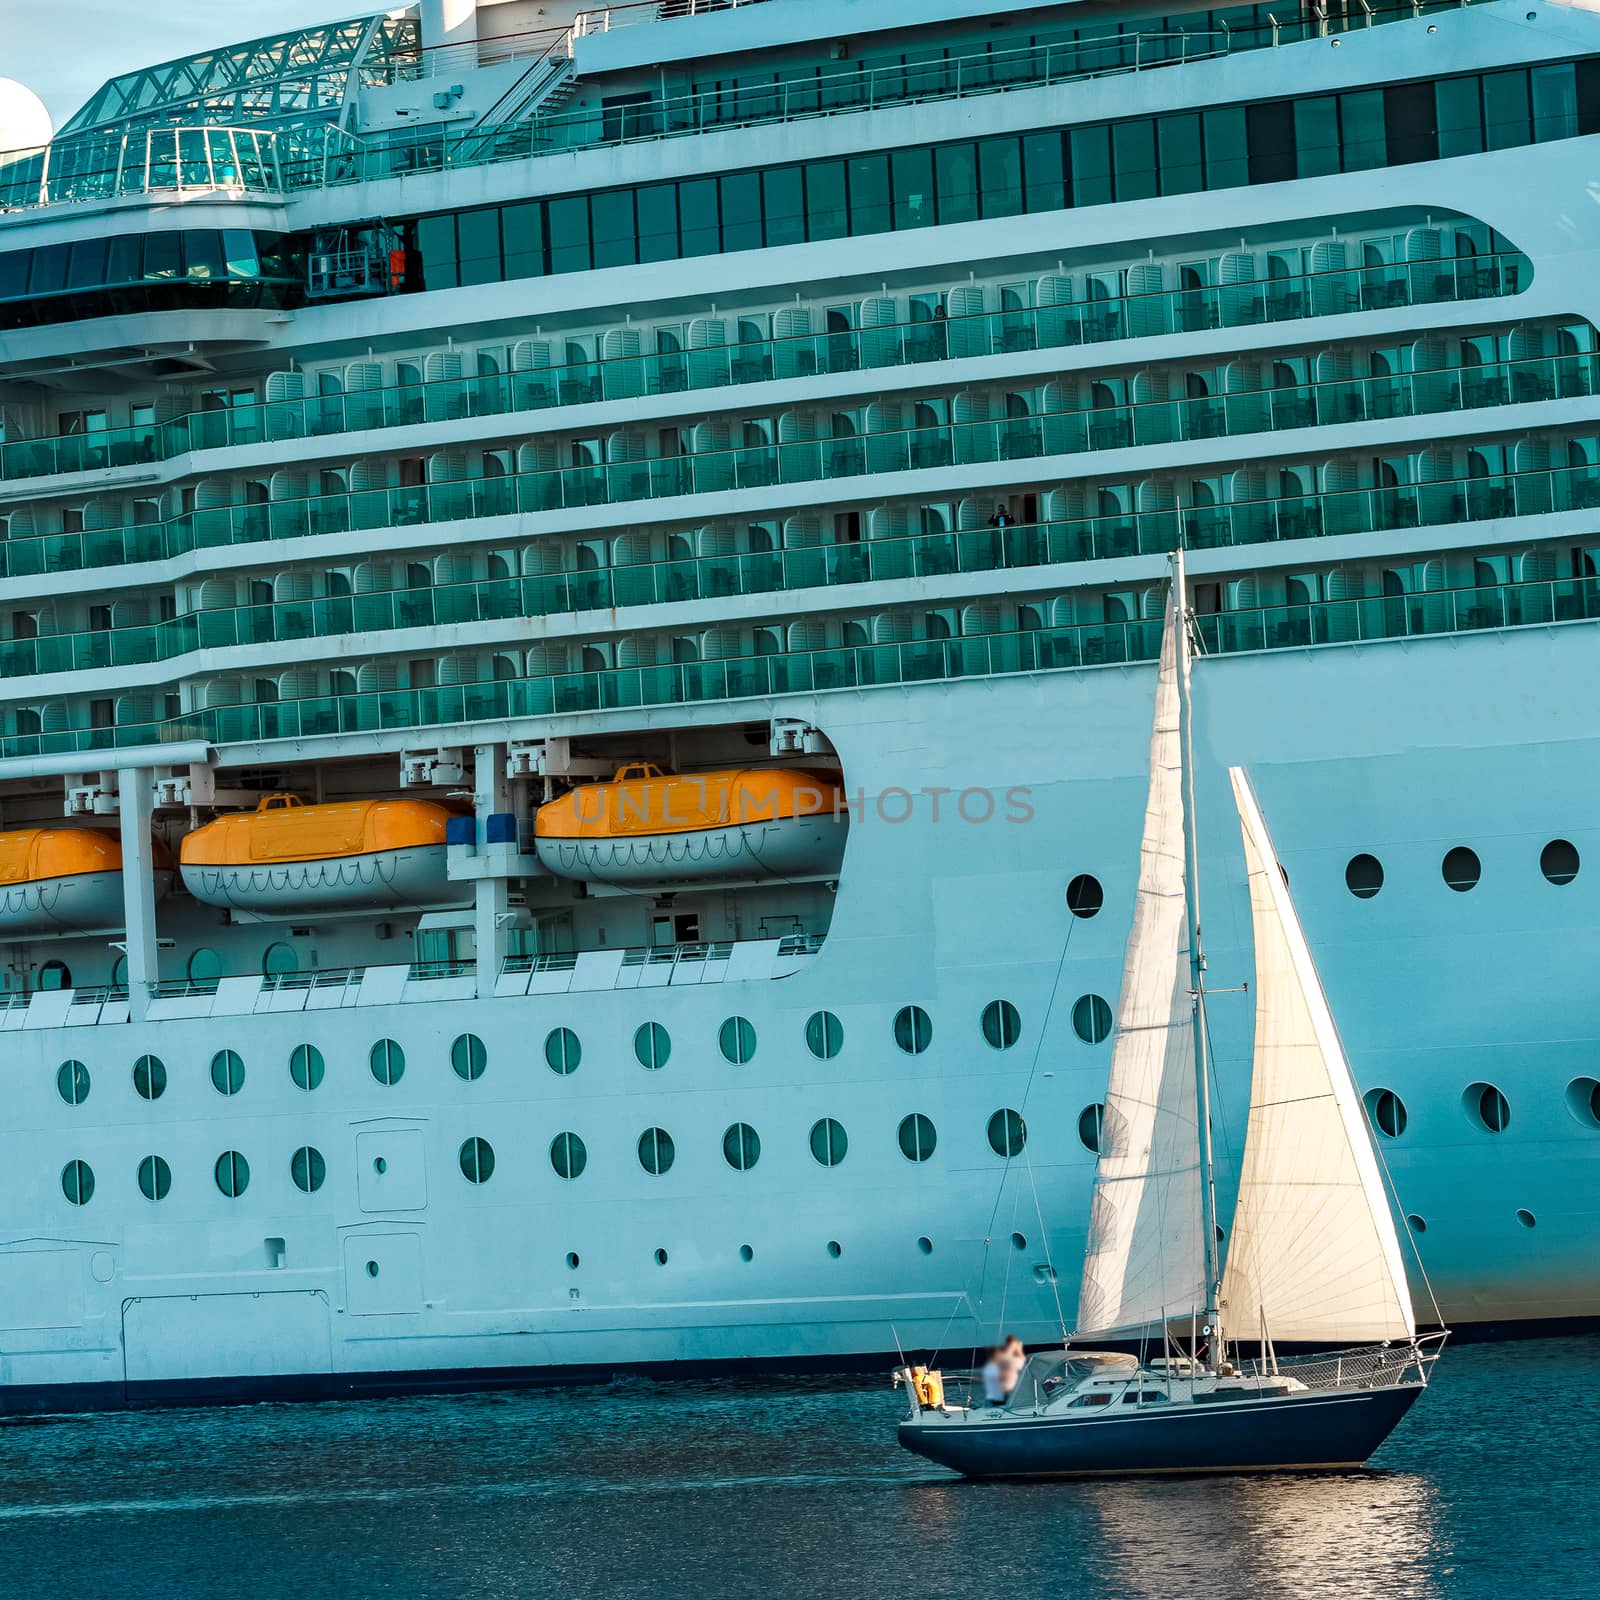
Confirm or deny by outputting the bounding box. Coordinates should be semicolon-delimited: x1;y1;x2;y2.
0;79;50;157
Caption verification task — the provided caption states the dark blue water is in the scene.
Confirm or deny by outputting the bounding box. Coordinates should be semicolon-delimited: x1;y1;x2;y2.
0;1336;1592;1600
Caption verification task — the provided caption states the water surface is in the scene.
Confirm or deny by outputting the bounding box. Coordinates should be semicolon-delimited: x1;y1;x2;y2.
0;1337;1591;1599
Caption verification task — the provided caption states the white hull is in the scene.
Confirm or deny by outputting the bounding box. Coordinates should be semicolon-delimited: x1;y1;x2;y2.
0;869;170;935
180;847;467;914
535;815;847;886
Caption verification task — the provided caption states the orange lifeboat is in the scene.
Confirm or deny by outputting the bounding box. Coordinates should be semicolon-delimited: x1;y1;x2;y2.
0;827;173;934
180;794;471;913
534;763;847;886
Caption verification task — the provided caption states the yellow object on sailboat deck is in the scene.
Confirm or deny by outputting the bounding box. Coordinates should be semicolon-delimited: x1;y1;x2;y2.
910;1366;945;1408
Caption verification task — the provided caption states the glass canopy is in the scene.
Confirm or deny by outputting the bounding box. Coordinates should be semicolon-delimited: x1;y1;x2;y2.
57;7;421;137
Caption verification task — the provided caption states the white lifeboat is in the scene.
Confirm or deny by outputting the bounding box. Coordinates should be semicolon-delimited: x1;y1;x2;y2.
0;827;172;936
179;794;471;914
534;763;847;888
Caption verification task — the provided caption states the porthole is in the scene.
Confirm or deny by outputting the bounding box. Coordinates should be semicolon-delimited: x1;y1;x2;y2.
654;1247;669;1266
289;1043;324;1092
550;1131;587;1180
1345;854;1384;899
544;1027;581;1076
132;1053;167;1101
56;1059;90;1106
565;1251;580;1270
209;1049;245;1097
718;1015;757;1065
1406;1214;1428;1234
1363;1087;1408;1139
458;1136;495;1184
634;1021;671;1070
369;1038;405;1086
1010;1232;1027;1251
893;1004;933;1055
1516;1208;1537;1229
981;999;1021;1050
262;941;298;977
637;1127;675;1176
1564;1076;1600;1129
373;1157;387;1175
365;1260;380;1278
1463;1081;1510;1133
722;1122;761;1172
214;1150;250;1199
137;1154;171;1203
37;958;71;990
291;1145;326;1194
897;1112;937;1163
1442;846;1481;892
1077;1103;1106;1153
1071;994;1114;1044
826;1240;842;1259
739;1244;754;1263
187;947;223;985
1541;839;1580;885
809;1117;848;1168
987;1108;1027;1158
1065;874;1104;918
450;1032;487;1082
61;1159;94;1206
805;1009;844;1060
916;1236;933;1255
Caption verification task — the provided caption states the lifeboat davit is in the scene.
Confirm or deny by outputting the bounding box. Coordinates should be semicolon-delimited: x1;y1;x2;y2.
0;827;172;935
534;763;847;887
180;794;470;914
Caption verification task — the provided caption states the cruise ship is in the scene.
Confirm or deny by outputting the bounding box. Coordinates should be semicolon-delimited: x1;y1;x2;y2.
0;0;1595;1411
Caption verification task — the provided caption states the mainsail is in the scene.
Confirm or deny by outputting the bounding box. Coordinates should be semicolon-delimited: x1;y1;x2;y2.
1220;769;1416;1344
1075;593;1206;1338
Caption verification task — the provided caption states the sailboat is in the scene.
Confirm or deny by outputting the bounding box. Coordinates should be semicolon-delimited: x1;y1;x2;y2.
897;555;1446;1479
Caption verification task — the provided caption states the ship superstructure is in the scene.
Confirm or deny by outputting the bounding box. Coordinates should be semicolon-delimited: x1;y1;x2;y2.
0;0;1596;1409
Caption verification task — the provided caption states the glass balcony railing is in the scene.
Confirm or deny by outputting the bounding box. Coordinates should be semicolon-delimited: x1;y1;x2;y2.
0;311;1561;589
0;248;1530;487
8;402;1599;684
13;571;1600;759
1194;572;1600;654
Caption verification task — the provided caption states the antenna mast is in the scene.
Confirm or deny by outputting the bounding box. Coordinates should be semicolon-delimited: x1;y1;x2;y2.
1171;551;1223;1364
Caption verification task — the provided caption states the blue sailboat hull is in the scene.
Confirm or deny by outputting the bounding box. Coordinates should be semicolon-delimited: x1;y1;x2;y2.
898;1384;1423;1479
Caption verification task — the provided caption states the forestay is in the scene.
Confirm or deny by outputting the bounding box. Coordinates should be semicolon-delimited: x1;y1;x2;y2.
1076;595;1205;1339
1220;768;1416;1344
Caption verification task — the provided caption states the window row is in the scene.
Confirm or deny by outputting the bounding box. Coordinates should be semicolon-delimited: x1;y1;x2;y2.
52;1001;1113;1108
1344;838;1581;898
1363;1076;1600;1137
406;65;1598;289
58;1108;1039;1204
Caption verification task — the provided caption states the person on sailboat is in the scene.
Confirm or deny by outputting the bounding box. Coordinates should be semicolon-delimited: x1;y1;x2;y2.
1001;1335;1026;1396
980;1346;1008;1405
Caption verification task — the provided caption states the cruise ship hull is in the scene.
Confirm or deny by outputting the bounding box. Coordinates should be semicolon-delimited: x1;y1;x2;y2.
0;0;1597;1411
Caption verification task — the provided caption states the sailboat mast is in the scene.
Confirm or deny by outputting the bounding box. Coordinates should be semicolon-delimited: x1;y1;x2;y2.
1171;552;1224;1359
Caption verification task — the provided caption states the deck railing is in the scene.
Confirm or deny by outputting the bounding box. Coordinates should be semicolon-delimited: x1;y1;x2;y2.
9;569;1600;758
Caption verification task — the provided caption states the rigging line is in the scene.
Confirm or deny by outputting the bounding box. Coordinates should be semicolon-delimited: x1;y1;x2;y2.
1364;1101;1449;1332
960;902;1088;1350
973;903;1081;1334
1021;1139;1069;1343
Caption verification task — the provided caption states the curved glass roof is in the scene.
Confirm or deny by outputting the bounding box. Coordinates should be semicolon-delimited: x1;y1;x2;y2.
58;7;421;136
